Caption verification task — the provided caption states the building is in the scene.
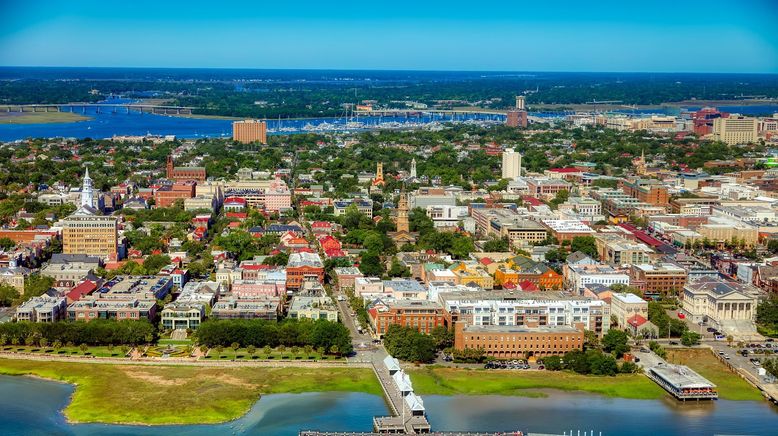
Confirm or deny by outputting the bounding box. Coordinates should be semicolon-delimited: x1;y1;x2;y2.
454;322;583;359
389;192;418;245
541;219;595;242
154;182;196;208
595;234;654;266
67;297;157;322
610;292;648;328
506;110;528;128
713;115;758;145
61;207;118;259
368;299;446;336
0;266;29;291
166;156;206;182
286;252;325;290
681;277;759;337
333;267;363;292
620;179;669;206
232;119;268;144
354;276;385;298
288;295;339;322
160;302;205;330
14;296;67;322
501;148;522;180
630;263;688;297
565;263;630;293
647;364;717;400
333;198;373;218
211;297;281;320
439;290;610;337
426;205;469;229
372;162;385;186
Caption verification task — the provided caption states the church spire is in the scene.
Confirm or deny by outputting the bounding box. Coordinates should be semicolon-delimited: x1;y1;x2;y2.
80;167;94;209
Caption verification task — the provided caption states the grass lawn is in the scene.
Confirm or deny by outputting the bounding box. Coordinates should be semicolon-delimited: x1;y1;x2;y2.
408;366;665;400
0;112;91;124
1;345;128;358
204;347;342;361
0;358;381;425
666;348;763;401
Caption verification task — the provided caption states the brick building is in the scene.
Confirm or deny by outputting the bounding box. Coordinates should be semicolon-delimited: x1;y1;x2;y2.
454;322;584;359
166;156;206;182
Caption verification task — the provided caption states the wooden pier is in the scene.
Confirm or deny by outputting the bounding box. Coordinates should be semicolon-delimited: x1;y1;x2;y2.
370;356;430;434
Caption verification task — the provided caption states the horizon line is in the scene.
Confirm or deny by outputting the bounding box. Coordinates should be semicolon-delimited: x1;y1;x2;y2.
1;65;777;76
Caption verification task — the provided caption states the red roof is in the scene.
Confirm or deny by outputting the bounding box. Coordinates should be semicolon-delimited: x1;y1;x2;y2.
224;196;247;204
311;221;332;228
66;280;97;302
518;280;539;292
502;281;517;289
549;167;582;173
628;314;648;328
521;196;544;207
325;248;347;258
226;212;248;219
479;257;494;265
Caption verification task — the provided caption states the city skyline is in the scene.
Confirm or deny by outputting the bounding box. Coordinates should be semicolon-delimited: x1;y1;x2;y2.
1;0;777;73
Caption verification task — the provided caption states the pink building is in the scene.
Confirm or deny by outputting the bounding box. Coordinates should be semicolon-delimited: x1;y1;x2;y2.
231;280;283;297
265;178;292;212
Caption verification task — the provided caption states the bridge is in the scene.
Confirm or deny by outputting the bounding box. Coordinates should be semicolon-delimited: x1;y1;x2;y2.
0;103;196;115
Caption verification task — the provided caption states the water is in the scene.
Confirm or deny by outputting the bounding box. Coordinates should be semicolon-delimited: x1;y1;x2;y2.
3;374;778;435
424;393;778;436
0;375;387;435
0;100;505;141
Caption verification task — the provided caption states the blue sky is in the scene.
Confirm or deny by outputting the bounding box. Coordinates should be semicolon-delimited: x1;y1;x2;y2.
1;0;777;72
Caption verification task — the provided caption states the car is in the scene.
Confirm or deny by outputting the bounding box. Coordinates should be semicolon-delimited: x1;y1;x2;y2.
677;312;685;319
538;365;545;370
669;341;679;345
640;348;650;353
767;338;774;342
718;351;725;355
634;357;640;363
706;327;716;333
724;354;731;360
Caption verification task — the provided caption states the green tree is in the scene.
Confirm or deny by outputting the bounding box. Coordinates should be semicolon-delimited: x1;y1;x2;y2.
0;284;19;306
681;331;701;347
601;329;630;358
571;236;598;259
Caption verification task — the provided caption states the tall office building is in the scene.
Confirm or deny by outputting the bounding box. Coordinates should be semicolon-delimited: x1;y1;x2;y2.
502;148;522;180
712;116;757;145
232;120;268;144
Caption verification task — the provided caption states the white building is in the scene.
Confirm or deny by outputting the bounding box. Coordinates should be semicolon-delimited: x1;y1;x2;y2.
501;148;522;180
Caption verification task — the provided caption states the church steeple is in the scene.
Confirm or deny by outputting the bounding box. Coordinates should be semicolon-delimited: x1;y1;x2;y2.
410;158;417;179
80;167;94;208
396;191;410;233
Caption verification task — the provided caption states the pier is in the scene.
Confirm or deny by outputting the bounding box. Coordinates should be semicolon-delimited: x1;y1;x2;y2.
370;355;430;434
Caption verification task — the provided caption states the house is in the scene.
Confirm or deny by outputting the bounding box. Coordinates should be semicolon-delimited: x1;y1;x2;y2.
65;280;98;304
333;267;363;291
287;295;339;322
160;302;205;330
0;266;29;291
286;252;325;290
610;292;649;328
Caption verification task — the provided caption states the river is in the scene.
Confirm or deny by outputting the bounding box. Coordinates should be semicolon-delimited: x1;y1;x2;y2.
0;99;505;142
2;375;777;435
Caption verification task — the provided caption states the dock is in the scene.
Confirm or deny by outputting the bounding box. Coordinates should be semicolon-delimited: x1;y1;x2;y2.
370;355;431;433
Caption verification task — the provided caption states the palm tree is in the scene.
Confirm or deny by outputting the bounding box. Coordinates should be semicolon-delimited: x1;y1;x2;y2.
215;345;224;357
24;335;36;347
247;345;256;358
262;345;271;357
52;340;63;352
39;338;48;349
291;346;300;356
10;337;18;347
329;345;340;356
231;342;240;353
304;345;314;357
79;343;89;354
121;345;130;357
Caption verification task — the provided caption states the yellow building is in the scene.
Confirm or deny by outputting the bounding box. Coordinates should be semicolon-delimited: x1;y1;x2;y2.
62;207;118;259
713;116;758;145
450;262;494;289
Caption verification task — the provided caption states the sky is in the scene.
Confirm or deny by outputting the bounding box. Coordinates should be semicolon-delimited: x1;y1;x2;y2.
1;0;777;73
